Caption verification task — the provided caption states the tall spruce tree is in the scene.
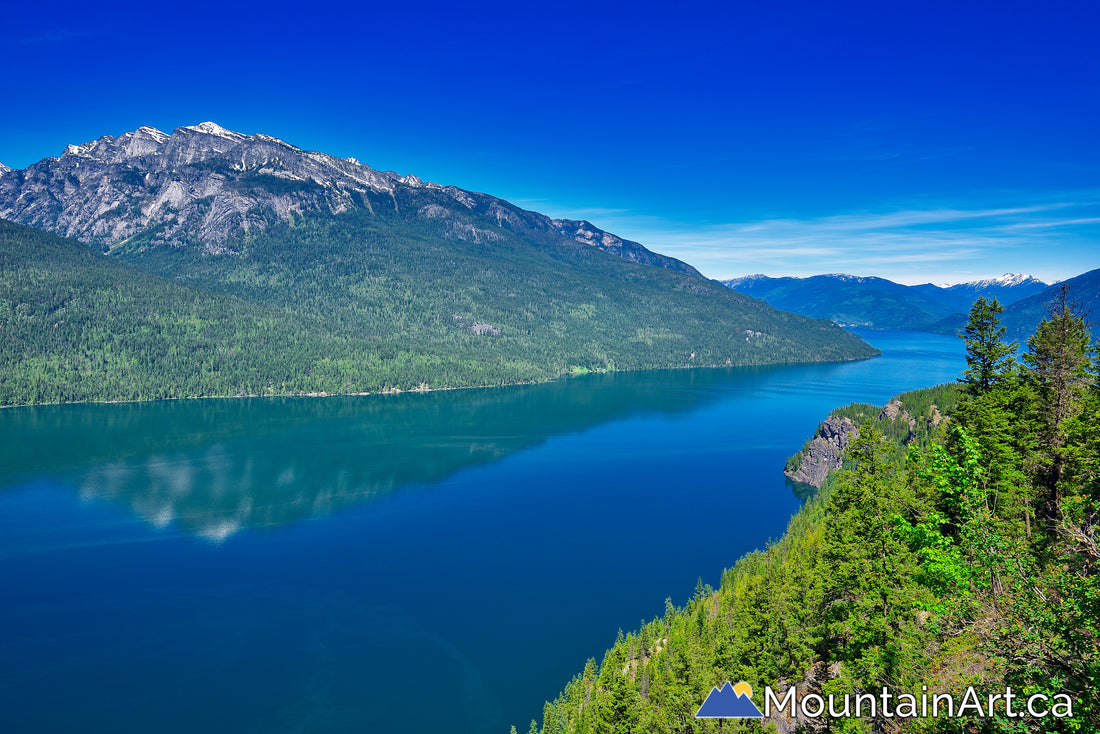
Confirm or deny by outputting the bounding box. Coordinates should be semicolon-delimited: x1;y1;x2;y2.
1023;284;1094;507
955;297;1037;537
959;296;1017;397
821;422;918;683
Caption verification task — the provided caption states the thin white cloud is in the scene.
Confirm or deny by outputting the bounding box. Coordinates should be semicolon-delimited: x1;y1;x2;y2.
991;217;1100;232
546;193;1100;285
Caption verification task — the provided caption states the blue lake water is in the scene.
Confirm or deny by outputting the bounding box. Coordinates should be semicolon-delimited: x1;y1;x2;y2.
0;330;964;733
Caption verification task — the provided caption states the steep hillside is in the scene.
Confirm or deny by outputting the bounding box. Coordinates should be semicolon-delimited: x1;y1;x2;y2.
784;383;958;488
723;274;957;329
532;361;1100;732
0;124;887;407
0;211;876;407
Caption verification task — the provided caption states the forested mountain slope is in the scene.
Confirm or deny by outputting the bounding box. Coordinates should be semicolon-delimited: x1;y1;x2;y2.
531;296;1099;733
0;125;881;406
0;214;875;407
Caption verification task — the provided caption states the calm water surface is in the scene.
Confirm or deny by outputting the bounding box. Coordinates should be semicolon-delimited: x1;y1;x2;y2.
0;331;963;733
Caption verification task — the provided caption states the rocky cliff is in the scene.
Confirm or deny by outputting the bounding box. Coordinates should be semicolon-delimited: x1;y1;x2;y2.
784;415;859;487
785;390;951;489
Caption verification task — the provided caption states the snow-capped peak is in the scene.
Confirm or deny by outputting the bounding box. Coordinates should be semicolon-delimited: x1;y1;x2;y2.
135;125;170;143
966;273;1045;288
722;274;769;285
64;141;95;158
183;122;248;142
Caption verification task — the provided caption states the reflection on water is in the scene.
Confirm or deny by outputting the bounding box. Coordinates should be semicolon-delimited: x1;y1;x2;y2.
0;331;968;734
0;369;749;540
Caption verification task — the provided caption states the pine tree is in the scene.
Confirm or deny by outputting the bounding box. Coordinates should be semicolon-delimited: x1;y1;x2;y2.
821;422;921;684
1023;284;1094;508
959;296;1016;397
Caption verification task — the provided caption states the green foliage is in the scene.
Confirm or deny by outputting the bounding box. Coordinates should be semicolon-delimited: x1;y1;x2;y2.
532;288;1100;733
785;384;959;476
1023;284;1095;502
0;215;877;407
959;297;1017;396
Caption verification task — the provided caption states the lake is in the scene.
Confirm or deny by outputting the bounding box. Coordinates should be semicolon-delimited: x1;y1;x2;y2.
0;330;964;734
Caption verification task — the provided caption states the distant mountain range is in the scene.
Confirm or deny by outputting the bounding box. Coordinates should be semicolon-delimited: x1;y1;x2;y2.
0;123;877;406
927;267;1100;340
719;271;1094;337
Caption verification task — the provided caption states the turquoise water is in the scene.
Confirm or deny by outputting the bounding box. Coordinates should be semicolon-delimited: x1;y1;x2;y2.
0;330;964;733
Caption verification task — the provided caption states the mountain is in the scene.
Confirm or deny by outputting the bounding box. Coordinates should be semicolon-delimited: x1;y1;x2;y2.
910;273;1049;314
930;267;1100;340
0;122;699;276
0;218;385;406
722;272;1050;331
722;273;959;330
0;125;879;406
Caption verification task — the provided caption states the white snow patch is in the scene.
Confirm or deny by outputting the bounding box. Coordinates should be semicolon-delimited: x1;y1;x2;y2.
184;122;248;141
65;142;95;158
136;125;170;143
962;273;1046;288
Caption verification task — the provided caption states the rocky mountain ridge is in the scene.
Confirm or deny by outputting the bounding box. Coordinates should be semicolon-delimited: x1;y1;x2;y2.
930;266;1100;340
0;122;700;275
955;272;1045;289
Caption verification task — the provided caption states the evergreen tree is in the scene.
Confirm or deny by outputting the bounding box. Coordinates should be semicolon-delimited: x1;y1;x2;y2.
959;296;1016;397
820;422;919;683
1023;284;1094;507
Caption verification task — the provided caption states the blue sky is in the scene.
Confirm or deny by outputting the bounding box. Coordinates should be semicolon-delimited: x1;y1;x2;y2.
2;0;1097;284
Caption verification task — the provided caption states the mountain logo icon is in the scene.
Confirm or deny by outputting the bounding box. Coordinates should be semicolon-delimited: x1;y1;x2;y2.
695;681;765;718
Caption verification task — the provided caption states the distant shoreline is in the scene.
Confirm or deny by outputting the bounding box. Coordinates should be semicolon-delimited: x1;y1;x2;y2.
0;350;882;410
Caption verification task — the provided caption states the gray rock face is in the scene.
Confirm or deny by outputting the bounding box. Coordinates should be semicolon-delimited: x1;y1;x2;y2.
787;394;951;488
785;416;858;488
0;122;701;276
548;218;699;275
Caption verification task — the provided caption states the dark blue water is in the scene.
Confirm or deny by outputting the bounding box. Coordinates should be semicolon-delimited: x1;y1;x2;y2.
0;331;963;733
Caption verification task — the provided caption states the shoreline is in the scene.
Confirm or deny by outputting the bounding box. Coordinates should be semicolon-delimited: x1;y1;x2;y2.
0;349;882;411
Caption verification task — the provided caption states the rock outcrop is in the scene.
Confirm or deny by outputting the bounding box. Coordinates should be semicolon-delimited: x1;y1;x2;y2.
785;416;858;488
786;391;954;489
